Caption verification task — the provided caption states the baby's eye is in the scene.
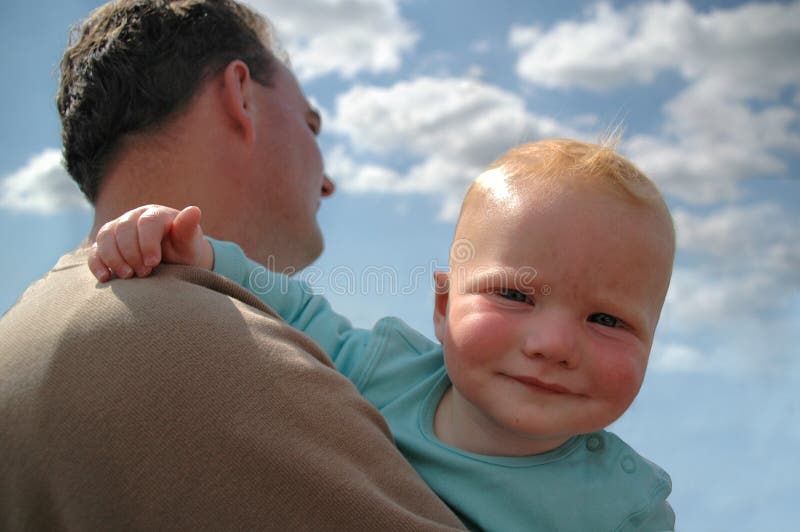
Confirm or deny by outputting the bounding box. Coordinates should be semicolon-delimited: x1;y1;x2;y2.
588;313;622;328
495;288;533;305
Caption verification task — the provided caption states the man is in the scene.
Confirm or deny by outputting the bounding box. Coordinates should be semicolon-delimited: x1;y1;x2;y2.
0;1;464;529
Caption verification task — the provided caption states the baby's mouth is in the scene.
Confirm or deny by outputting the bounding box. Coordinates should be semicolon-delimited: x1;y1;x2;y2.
506;374;573;394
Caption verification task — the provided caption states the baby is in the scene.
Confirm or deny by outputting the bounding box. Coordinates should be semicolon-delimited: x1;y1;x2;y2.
90;139;676;531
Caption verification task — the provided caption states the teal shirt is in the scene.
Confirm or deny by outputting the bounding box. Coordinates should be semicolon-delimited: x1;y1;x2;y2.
211;239;675;531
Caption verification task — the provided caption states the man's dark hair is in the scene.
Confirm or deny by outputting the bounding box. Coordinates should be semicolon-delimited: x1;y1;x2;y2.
57;0;284;202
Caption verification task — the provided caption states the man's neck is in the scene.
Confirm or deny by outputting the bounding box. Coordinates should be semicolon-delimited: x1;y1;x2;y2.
87;137;223;243
89;178;182;243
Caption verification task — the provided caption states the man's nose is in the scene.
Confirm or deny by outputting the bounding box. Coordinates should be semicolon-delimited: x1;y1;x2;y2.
521;312;581;369
321;174;335;197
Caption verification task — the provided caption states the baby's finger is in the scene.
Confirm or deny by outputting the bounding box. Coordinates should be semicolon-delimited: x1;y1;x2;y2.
114;212;149;277
138;205;182;268
95;222;134;279
171;206;202;255
87;242;111;282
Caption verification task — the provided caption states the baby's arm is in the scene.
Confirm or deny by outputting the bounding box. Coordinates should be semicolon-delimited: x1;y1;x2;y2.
207;239;368;376
89;205;370;377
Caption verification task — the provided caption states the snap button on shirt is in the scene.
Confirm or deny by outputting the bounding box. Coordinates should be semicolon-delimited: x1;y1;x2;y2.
621;455;637;474
586;435;604;452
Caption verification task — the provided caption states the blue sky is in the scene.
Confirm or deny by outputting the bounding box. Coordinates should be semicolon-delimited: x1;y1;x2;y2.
1;0;798;529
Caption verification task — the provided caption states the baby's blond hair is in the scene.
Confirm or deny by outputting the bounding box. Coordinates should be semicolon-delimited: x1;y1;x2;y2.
454;137;675;260
481;136;664;204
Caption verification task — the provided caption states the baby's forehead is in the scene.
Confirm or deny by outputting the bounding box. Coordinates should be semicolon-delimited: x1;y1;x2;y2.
472;168;519;203
463;168;541;216
462;170;587;228
466;163;671;222
457;170;675;261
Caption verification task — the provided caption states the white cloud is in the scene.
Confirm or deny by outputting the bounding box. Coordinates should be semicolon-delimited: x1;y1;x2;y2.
652;280;800;376
325;144;404;192
673;203;800;281
668;202;800;323
654;268;800;375
511;0;800;203
662;268;784;330
471;39;491;54
511;0;800;95
328;76;581;217
651;202;800;373
465;65;486;80
511;1;690;90
650;342;709;372
624;83;800;202
622;136;742;204
0;150;89;214
250;0;418;80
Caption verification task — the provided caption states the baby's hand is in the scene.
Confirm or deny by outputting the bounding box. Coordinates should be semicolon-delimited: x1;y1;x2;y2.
88;205;213;282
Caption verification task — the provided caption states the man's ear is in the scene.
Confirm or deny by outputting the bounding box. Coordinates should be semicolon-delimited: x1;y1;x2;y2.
432;271;450;344
220;60;256;144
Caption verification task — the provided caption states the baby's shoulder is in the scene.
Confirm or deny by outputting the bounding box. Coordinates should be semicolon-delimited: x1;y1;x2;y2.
351;317;444;403
583;430;671;487
373;316;440;357
573;431;674;530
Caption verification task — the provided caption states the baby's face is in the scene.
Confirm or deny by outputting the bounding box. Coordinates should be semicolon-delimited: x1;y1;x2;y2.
433;181;674;456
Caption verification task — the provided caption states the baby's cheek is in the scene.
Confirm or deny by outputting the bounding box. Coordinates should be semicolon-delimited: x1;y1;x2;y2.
448;310;516;365
595;352;647;406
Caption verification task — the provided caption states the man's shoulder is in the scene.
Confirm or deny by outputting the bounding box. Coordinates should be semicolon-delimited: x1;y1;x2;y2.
0;247;330;374
0;246;338;447
4;247;273;328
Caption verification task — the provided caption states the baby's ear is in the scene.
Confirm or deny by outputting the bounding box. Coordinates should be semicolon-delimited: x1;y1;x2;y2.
432;271;449;343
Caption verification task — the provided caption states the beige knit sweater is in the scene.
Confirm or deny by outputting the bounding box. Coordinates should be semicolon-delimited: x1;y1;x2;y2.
0;248;464;531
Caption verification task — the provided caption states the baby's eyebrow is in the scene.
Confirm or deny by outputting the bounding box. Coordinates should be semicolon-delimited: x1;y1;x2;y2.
461;267;539;293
